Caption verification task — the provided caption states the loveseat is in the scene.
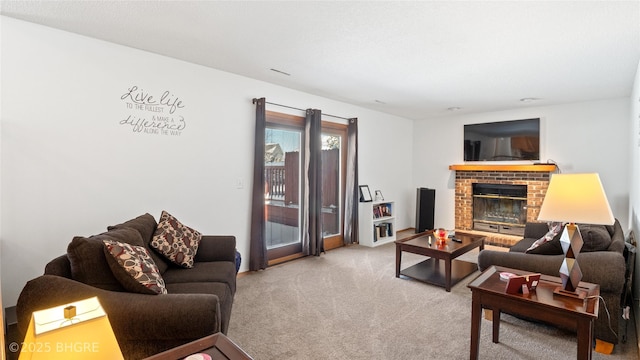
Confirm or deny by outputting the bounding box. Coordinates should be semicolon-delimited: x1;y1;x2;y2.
16;212;237;359
477;219;626;344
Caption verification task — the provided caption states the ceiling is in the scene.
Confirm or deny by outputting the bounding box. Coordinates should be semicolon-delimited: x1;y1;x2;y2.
2;1;639;120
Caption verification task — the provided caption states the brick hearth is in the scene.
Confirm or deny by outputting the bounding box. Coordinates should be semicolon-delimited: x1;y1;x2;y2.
452;167;553;247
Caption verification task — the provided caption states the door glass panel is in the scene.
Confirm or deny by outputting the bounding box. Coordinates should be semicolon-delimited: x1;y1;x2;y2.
265;128;302;250
321;134;341;238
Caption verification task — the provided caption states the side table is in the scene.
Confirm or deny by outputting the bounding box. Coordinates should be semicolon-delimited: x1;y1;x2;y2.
143;333;253;360
468;266;599;360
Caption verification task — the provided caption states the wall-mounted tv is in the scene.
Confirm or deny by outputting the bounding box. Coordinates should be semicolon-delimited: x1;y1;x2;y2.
464;118;540;161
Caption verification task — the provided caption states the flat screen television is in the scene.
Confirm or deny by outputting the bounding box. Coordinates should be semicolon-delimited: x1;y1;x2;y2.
464;118;540;161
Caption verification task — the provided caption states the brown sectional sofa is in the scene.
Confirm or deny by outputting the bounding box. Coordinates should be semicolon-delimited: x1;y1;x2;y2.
16;213;237;359
478;219;626;344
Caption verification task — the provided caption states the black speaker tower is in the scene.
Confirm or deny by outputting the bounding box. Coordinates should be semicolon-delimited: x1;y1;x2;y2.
415;188;435;233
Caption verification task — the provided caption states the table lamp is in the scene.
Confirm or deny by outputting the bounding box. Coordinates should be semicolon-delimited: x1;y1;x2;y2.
537;173;614;299
18;297;123;360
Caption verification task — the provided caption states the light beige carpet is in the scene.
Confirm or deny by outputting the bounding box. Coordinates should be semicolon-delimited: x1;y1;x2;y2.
227;243;638;360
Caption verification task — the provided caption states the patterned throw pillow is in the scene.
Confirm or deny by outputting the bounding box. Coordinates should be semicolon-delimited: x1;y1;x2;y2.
150;210;202;268
526;221;564;253
103;239;167;295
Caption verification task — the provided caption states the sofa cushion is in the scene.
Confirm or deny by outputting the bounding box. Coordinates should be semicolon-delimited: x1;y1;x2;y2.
526;237;563;255
579;224;612;252
107;213;169;274
103;239;168;295
151;211;202;268
67;228;144;291
162;261;237;295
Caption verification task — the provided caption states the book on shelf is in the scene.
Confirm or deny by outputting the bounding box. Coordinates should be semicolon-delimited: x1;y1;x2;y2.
374;223;391;240
372;203;392;218
382;203;391;217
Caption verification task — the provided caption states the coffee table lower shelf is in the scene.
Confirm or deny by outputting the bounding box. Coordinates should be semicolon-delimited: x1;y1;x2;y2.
399;258;478;289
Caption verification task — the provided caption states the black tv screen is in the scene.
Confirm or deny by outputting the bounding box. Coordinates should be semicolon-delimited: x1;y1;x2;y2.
464;118;540;161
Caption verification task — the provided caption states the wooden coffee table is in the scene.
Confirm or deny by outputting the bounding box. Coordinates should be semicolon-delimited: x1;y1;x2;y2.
395;231;485;291
468;266;599;360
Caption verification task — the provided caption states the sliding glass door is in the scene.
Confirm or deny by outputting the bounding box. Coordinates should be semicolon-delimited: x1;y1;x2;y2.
264;124;303;259
320;123;347;251
264;111;347;263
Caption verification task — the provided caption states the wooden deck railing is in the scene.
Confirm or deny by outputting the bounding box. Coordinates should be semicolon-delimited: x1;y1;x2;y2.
265;165;286;200
265;149;338;207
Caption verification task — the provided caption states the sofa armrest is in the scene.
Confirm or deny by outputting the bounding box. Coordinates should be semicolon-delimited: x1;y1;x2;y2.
17;275;220;342
575;251;626;293
195;235;236;263
607;219;626;253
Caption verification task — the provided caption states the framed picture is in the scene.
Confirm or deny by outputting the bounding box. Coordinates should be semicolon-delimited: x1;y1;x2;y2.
359;185;372;202
374;190;384;201
505;273;541;294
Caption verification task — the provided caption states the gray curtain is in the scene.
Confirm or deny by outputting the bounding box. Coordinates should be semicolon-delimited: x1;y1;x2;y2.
343;118;359;244
303;108;324;256
249;98;268;270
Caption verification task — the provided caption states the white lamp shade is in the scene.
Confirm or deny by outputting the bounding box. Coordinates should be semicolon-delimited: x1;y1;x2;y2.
537;173;614;225
18;297;123;360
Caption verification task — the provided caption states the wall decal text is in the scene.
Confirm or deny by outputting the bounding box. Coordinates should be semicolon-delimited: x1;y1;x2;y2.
119;85;187;136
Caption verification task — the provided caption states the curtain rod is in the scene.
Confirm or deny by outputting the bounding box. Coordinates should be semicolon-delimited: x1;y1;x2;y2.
257;99;354;121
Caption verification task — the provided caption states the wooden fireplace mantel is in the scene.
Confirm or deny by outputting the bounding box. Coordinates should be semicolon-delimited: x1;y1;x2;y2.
449;164;557;172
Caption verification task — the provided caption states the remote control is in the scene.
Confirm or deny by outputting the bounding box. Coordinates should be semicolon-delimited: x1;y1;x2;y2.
451;238;462;243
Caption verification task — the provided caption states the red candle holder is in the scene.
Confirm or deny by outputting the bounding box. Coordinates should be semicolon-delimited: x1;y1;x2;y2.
434;228;447;245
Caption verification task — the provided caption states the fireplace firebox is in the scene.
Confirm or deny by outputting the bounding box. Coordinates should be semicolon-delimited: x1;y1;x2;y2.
472;183;527;236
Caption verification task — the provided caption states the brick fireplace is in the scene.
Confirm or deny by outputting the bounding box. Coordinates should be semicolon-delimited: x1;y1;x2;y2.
450;164;556;247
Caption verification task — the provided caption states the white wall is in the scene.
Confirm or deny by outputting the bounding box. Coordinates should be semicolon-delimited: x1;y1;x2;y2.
0;17;414;306
358;114;414;228
413;98;631;231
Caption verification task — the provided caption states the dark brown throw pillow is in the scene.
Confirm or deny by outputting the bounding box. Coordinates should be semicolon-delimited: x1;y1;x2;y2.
525;222;564;255
67;228;144;291
107;213;169;274
107;213;157;242
526;233;564;255
579;224;612;252
103;239;167;295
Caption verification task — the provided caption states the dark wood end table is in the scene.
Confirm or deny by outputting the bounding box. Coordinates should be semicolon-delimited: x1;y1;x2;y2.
468;266;599;360
395;231;485;291
142;333;253;360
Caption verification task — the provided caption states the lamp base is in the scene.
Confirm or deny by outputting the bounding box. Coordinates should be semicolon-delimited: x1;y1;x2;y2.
553;286;587;300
